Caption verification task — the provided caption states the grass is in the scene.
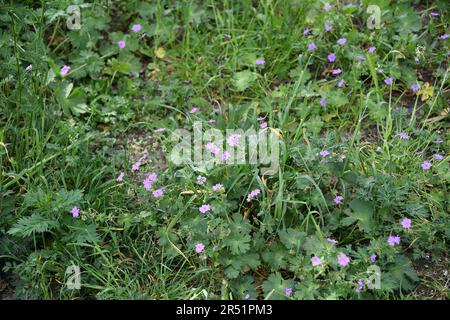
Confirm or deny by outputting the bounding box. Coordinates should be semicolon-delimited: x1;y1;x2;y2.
0;0;448;300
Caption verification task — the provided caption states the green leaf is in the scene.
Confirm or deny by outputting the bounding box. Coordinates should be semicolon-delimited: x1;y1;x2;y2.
303;235;326;255
64;83;73;98
278;228;306;250
52;189;83;211
226;233;251;255
262;272;290;300
393;7;422;35
328;91;349;107
222;252;260;279
233;71;258;91
368;99;387;122
262;243;288;270
383;255;419;291
107;57;141;75
230;275;258;299
73;223;100;244
346;199;374;233
8;213;60;238
289;67;311;83
305;115;324;136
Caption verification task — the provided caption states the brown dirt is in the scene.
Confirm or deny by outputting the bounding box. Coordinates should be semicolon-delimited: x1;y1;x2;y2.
114;128;167;171
0;272;15;300
412;255;449;300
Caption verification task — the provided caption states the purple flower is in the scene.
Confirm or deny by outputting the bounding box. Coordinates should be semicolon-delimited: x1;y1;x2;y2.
325;24;332;32
337;79;345;87
246;188;261;202
213;183;224;191
303;28;310;36
430;12;439;17
118;40;126;49
401;218;411;230
384;77;393;85
244;293;250;299
323;3;332;11
421;161;432;170
116;172;124;182
319;150;330;158
328;53;336;63
337;37;347;45
308;42;317;51
227;134;241;147
197;175;207;185
439;34;449;40
257;116;266;121
284;287;293;297
368;46;376;53
255;58;265;65
221;151;231;161
132;161;142;172
410;84;420;92
433;140;443;144
60;65;71;76
311;256;322;266
260;122;268;129
396;132;410;140
131;24;142;32
356;279;364;293
332;68;342;75
319;99;327;106
433;154;444;160
326;237;338;244
143;180;152;190
199;204;211;214
195;243;205;253
147;172;157;182
205;142;220;155
152;189;164;198
71;207;80;218
337;253;350;267
190;107;199;113
387;235;400;246
143;172;157;190
26;64;32;71
154;128;166;133
370;254;377;263
334;195;344;204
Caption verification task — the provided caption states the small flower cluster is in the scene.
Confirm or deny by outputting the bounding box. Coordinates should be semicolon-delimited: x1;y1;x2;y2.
132;155;147;172
246;189;261;202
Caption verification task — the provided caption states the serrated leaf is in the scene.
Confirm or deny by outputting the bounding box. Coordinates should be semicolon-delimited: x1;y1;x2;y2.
262;272;290;300
278;228;306;250
347;199;374;233
226;233;251;255
74;223;100;244
233;71;258;91
222;252;260;279
230;275;258;299
52;189;83;211
262;243;288;270
8;213;60;238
